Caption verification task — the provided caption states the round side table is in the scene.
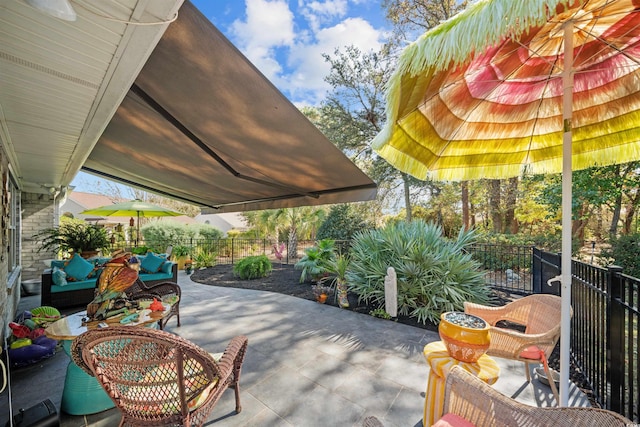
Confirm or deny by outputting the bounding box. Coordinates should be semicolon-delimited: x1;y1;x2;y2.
423;341;500;426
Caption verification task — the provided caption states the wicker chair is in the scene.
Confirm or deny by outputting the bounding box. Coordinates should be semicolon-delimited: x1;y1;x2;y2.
126;278;181;330
464;294;566;405
71;327;248;427
440;365;631;426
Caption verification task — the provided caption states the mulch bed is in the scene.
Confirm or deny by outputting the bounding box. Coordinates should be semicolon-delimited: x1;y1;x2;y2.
190;262;597;406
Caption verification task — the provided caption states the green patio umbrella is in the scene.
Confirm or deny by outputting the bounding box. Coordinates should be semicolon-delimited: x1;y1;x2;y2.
80;199;182;246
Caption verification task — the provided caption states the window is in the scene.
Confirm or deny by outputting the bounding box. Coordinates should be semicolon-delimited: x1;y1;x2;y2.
6;172;20;271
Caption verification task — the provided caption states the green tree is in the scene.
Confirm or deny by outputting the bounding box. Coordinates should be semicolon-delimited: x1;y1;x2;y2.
316;204;370;241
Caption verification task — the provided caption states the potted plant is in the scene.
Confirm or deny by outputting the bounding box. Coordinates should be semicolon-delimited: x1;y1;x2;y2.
35;220;110;258
172;244;192;270
438;312;490;363
311;284;331;303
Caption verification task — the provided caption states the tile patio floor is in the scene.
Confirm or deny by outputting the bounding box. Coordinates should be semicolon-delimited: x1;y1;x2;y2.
1;271;589;426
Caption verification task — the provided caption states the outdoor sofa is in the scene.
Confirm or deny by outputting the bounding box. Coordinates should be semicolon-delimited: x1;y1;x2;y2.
41;253;177;309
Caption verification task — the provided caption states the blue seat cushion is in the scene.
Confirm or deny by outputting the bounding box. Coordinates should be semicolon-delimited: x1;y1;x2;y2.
50;279;96;293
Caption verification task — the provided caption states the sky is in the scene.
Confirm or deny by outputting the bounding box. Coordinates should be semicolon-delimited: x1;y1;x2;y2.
72;0;389;193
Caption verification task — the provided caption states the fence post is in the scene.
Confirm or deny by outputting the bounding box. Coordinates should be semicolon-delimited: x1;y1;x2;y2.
231;238;235;265
532;247;540;293
606;265;624;413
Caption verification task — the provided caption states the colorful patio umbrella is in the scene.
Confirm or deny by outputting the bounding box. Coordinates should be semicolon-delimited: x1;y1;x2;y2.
80;200;182;246
371;0;640;406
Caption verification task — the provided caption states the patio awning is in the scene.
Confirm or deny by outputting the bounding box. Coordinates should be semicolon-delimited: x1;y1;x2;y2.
83;1;376;213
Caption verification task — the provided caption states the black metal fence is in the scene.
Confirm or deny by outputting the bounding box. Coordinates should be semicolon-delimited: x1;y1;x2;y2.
532;250;639;422
467;243;533;295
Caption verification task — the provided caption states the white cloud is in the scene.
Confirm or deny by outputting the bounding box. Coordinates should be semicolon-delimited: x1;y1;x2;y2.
299;0;348;32
286;17;384;103
230;0;295;79
229;0;385;105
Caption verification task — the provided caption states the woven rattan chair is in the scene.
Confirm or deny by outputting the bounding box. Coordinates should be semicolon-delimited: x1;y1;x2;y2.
464;294;566;405
126;278;181;330
440;365;631;426
71;327;248;427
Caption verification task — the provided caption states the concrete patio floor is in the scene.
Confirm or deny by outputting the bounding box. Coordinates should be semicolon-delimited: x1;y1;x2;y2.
1;271;589;426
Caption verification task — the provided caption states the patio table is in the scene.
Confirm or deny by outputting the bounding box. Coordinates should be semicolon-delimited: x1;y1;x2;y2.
45;304;171;415
423;341;500;426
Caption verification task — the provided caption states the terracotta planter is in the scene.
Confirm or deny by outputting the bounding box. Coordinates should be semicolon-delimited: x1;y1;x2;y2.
438;311;490;363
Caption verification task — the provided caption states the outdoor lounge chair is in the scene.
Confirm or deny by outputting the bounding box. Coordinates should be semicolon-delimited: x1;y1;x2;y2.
464;294;566;405
437;365;631;426
71;327;248;427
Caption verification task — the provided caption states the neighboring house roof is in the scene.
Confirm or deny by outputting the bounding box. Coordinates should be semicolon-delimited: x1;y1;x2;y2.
195;213;248;234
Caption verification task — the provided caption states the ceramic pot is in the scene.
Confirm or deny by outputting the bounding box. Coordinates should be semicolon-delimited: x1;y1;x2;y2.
438;311;490;363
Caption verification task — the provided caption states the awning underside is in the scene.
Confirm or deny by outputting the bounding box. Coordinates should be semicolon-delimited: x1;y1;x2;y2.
83;1;376;213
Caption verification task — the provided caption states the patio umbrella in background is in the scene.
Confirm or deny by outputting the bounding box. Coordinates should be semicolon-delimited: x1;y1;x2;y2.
80;199;182;246
371;0;640;406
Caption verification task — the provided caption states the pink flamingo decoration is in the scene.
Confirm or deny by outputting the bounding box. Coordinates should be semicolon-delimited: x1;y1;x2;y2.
273;243;285;264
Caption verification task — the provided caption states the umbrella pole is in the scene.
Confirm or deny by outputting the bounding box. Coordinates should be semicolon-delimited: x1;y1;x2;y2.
559;21;574;407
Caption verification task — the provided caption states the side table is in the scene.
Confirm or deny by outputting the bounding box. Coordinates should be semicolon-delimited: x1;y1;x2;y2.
423;341;500;426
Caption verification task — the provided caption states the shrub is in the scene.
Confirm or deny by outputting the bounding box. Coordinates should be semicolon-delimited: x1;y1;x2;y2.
347;220;492;325
233;255;272;280
193;247;217;269
294;239;335;283
600;233;640;278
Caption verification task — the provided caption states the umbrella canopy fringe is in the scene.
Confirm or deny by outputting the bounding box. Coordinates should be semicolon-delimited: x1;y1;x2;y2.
397;0;572;76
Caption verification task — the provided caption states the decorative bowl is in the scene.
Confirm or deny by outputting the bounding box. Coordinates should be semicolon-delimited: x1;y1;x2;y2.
438;311;490;363
535;366;560;387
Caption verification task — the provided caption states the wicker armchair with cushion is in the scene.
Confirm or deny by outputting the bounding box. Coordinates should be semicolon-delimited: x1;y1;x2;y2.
436;365;631;426
126;278;181;330
71;327;248;427
464;294;566;404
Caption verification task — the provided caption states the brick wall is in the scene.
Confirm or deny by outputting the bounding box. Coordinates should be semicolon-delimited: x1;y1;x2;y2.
21;192;57;281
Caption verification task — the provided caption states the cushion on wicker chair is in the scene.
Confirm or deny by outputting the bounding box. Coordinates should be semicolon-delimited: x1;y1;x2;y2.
432;413;476;427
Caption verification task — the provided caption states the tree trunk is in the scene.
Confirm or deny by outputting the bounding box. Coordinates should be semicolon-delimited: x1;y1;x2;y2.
504;177;519;234
623;202;637;234
461;181;470;230
402;173;412;222
609;192;622;238
489;179;503;233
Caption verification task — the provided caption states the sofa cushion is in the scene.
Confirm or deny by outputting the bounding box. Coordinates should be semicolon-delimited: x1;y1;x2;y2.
52;267;68;287
141;252;165;273
50;279;96;293
139;271;174;283
64;254;95;281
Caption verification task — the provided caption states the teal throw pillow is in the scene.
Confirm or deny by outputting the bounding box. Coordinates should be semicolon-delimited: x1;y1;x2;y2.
50;260;66;270
161;261;173;274
52;266;68;287
140;252;165;273
64;253;95;281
